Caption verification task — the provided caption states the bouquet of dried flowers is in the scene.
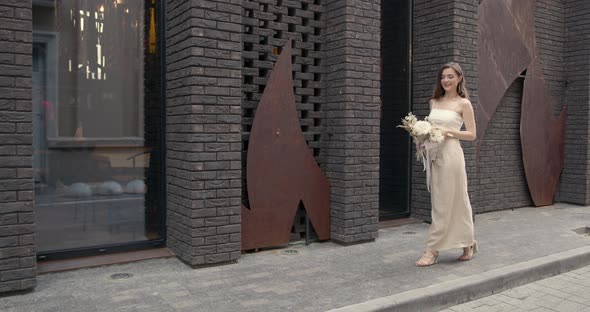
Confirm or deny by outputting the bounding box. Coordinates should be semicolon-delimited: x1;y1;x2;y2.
397;112;444;161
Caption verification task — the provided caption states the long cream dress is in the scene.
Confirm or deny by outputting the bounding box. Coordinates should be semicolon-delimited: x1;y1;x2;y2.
425;108;475;251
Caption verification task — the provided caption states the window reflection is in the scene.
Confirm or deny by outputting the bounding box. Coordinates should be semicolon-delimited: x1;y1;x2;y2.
33;0;163;253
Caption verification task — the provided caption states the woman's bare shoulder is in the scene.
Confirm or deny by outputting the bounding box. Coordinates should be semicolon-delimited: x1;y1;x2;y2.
459;98;473;109
429;98;437;109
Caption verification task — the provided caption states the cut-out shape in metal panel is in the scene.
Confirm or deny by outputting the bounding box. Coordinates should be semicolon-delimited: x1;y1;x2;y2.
241;40;330;250
477;0;534;153
477;0;567;207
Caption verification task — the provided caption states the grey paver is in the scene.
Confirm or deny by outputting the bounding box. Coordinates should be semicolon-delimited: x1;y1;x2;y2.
447;265;590;312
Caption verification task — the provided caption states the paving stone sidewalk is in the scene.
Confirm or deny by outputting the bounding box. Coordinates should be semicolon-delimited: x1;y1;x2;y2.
441;264;590;312
1;204;589;312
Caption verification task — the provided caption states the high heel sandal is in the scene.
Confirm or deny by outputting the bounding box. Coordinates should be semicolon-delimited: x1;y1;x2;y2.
458;241;478;261
416;250;439;267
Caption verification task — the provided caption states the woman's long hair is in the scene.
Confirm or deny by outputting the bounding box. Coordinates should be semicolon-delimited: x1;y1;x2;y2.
431;62;470;100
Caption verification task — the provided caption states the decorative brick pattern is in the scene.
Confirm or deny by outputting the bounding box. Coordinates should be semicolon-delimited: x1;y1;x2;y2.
165;0;243;266
560;0;590;205
242;0;324;157
410;0;479;221
241;0;325;239
323;0;381;244
0;0;37;293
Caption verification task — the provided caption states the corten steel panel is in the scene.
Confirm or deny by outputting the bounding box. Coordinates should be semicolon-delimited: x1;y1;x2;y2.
477;0;566;206
477;0;533;152
521;63;567;206
241;41;330;250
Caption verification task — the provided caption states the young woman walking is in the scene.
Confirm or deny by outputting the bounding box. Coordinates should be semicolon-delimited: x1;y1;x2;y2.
415;62;478;267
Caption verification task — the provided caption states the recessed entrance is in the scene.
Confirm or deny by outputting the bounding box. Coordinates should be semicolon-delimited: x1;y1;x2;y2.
379;0;413;220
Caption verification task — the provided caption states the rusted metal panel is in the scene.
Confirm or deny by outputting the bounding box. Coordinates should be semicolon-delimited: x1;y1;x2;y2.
521;63;567;206
241;41;330;250
477;0;534;153
477;0;567;206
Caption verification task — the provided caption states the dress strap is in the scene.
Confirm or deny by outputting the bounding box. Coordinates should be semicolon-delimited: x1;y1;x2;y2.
451;99;463;114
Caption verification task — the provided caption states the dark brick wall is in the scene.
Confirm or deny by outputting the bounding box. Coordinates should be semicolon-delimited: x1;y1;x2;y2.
454;0;479;214
560;0;590;205
476;80;532;211
536;0;567;105
411;0;455;221
324;0;381;244
411;0;479;221
165;0;243;266
0;0;37;293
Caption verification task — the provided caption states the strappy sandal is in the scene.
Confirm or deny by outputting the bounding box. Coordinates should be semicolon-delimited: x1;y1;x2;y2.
416;250;439;267
458;241;478;261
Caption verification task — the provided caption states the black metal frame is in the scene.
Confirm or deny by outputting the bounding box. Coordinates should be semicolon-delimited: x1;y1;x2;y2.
36;0;167;262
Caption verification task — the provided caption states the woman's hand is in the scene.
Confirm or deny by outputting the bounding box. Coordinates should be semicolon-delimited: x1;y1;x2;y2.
441;128;455;138
433;127;453;138
415;142;425;153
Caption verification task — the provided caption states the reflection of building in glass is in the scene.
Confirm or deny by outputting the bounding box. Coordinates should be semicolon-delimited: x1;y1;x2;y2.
30;0;164;255
55;0;144;138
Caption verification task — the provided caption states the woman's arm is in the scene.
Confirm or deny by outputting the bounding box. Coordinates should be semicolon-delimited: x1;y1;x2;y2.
445;99;476;141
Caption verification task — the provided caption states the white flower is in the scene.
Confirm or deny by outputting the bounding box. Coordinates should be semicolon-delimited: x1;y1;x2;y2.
412;120;431;137
404;113;417;125
429;128;444;143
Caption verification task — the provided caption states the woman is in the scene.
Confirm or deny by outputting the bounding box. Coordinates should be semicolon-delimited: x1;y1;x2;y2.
415;62;477;267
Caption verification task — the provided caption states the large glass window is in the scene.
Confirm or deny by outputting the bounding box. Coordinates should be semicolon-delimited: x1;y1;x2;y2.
32;0;164;255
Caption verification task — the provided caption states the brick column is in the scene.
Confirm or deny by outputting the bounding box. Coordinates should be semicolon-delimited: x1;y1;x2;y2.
411;0;479;220
165;0;242;266
0;0;36;293
560;0;590;205
324;0;381;245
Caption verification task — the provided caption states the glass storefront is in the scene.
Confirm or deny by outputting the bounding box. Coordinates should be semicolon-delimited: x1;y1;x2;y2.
32;0;164;256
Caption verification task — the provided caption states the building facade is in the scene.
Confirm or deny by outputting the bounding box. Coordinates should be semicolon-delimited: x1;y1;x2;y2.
0;0;588;294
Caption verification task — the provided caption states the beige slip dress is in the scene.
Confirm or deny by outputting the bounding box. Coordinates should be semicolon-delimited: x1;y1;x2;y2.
425;108;475;251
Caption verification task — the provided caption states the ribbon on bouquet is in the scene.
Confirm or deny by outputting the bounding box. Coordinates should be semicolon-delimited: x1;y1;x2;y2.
419;142;438;193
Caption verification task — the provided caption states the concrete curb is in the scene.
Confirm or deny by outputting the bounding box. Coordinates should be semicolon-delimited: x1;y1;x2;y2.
327;245;590;312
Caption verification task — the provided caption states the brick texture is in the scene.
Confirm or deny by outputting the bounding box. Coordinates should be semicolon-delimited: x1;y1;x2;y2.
0;0;36;293
323;0;381;244
476;79;532;211
411;0;479;221
165;0;243;266
560;0;590;205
